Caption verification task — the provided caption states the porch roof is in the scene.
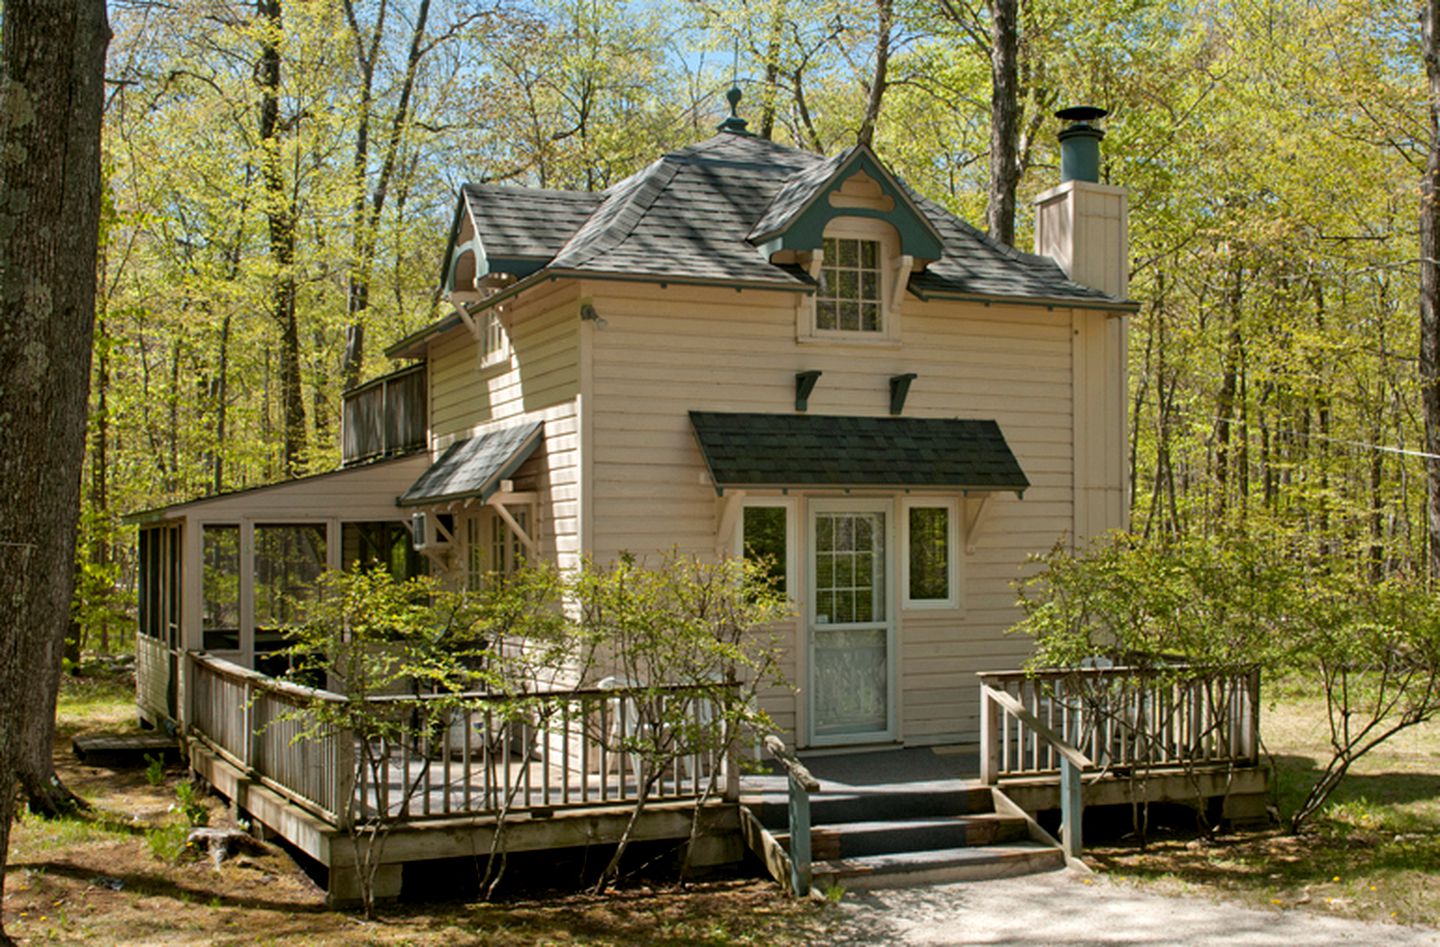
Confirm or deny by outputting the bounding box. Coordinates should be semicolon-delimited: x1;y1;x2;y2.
399;420;543;507
688;411;1029;495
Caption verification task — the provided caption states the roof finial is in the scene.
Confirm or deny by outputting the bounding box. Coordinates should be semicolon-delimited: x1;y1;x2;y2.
717;84;750;135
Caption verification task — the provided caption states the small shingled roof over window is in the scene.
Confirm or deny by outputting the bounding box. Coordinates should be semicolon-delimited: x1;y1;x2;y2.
399;421;543;507
688;412;1029;495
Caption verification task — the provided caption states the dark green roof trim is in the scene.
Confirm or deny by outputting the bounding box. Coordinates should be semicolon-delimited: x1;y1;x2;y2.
399;421;543;507
908;285;1141;313
748;146;945;261
689;411;1029;496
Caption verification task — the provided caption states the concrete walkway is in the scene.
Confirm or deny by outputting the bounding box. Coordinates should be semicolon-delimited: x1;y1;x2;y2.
832;870;1440;945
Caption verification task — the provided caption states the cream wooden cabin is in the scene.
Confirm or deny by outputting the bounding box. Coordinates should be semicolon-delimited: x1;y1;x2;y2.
133;108;1134;755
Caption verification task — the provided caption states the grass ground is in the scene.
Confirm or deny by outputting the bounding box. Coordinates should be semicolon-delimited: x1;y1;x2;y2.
2;671;834;945
1087;676;1440;928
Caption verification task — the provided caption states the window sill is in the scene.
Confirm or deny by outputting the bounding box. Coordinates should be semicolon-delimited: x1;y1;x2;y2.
796;333;901;349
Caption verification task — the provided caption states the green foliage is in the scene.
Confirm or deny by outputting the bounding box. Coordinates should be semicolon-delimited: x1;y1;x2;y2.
143;754;165;788
146;823;191;863
1013;527;1440;831
174;780;209;828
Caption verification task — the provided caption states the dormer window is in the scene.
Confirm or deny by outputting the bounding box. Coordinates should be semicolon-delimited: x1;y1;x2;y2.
818;237;882;332
800;219;906;343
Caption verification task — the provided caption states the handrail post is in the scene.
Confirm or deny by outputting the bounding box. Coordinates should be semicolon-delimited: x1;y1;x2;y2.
1060;755;1082;858
335;722;356;830
979;685;999;784
788;770;811;897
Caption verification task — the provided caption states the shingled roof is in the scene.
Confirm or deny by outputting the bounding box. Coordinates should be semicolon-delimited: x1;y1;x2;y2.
689;412;1030;494
400;127;1132;356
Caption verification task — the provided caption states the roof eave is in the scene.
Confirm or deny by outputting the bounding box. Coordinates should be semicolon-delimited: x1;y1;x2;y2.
910;284;1141;313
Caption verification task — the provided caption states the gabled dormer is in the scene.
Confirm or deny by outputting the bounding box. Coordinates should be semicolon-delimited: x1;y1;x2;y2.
748;146;946;344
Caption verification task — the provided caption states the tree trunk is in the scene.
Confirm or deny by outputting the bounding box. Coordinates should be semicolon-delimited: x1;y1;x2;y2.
1422;0;1440;581
0;3;111;934
986;0;1020;246
258;0;306;476
855;0;892;148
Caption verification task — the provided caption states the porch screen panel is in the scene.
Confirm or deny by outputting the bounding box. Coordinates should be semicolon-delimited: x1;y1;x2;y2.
341;521;426;579
202;525;241;651
253;524;327;660
137;528;156;638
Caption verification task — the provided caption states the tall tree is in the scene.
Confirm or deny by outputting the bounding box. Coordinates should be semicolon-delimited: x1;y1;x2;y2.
257;0;307;476
0;0;111;939
1422;0;1440;580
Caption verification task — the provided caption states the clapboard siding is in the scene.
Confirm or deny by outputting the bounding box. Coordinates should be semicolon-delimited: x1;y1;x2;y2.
429;281;580;442
581;281;1123;747
422;283;585;573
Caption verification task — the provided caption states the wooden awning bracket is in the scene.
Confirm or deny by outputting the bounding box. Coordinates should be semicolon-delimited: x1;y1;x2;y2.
965;494;995;555
715;490;747;556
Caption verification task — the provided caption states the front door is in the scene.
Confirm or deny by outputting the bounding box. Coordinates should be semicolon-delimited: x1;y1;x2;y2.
808;500;894;745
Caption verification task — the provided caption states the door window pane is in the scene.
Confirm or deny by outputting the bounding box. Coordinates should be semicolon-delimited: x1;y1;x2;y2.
908;506;951;602
742;506;787;592
813;512;885;624
202;525;240;651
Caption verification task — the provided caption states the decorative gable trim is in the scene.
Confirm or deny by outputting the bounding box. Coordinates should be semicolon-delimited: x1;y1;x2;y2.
747;145;944;263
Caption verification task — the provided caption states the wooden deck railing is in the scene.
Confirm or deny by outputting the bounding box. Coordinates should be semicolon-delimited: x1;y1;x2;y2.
184;652;737;828
135;632;174;723
979;665;1261;783
978;664;1260;858
186;652;352;823
340;363;426;466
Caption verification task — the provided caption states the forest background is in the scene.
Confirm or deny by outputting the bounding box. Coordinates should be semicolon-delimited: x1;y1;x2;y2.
79;0;1428;649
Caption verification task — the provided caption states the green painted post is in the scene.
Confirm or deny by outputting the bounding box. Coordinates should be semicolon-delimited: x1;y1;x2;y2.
1060;756;1082;858
788;771;812;896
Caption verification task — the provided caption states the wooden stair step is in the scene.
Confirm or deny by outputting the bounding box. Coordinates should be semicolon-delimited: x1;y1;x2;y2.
801;813;1029;859
811;840;1066;891
749;783;996;830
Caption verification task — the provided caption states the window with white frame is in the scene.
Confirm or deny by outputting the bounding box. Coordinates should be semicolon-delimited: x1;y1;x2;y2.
901;498;959;609
489;507;528;576
480;309;508;365
736;499;795;595
466;507;529;591
465;516;485;592
817;236;883;333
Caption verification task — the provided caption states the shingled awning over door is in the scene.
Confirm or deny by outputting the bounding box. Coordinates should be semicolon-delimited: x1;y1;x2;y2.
688;412;1029;495
399;420;543;507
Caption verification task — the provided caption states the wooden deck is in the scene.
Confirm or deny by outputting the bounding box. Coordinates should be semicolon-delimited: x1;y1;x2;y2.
154;650;1271;902
179;652;742;904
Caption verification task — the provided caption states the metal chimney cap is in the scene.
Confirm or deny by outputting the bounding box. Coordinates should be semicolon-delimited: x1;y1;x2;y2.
1055;105;1108;124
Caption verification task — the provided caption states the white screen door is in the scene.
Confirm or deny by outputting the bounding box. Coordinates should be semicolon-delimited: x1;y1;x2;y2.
808;500;894;744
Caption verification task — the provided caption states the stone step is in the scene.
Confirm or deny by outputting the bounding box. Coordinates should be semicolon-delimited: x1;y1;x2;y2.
778;813;1030;860
748;782;995;830
810;840;1066;891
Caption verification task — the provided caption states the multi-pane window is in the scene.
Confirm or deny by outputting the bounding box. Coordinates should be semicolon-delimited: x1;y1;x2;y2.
481;310;507;363
817;237;882;333
466;516;485;592
813;512;886;625
466;509;528;591
742;505;788;592
490;508;528;576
